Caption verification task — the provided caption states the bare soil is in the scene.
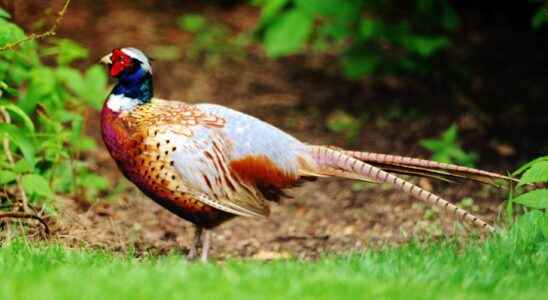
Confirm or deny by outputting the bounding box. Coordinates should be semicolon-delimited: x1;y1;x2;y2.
5;0;537;259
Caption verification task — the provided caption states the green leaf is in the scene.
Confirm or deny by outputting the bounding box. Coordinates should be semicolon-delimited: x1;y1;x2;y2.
295;0;359;19
402;35;450;57
419;139;445;152
56;65;107;110
359;19;380;41
542;213;548;239
177;14;207;32
294;0;346;17
0;8;11;19
295;0;336;16
7;63;31;84
19;67;56;113
432;152;451;164
29;67;56;95
49;160;74;193
419;124;476;167
259;0;291;25
0;123;35;167
21;174;53;198
0;100;35;132
0;81;19;96
442;124;458;142
56;66;84;94
0;18;26;49
441;1;460;31
513;189;548;209
326;110;362;142
82;65;108;110
532;6;548;29
263;10;314;58
318;22;351;43
43;39;88;65
514;156;548;176
447;147;477;167
13;159;32;173
519;161;548;186
0;170;16;184
73;136;97;151
341;48;379;78
79;173;109;190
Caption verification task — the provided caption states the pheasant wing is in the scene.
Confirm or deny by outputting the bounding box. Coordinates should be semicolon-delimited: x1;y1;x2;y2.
155;127;270;218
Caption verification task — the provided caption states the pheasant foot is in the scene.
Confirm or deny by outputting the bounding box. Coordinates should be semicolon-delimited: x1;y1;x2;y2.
187;225;210;262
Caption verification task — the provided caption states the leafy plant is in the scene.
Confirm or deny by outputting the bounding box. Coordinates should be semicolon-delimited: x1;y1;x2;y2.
179;1;546;79
325;110;363;144
177;14;249;65
511;156;548;210
532;0;548;29
419;124;478;167
254;0;459;78
0;9;109;213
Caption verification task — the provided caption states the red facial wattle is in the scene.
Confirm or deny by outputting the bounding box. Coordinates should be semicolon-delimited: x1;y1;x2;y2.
109;49;133;77
110;62;125;77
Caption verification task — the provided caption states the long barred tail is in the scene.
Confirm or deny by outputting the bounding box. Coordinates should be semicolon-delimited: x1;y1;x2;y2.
339;150;517;186
309;146;496;232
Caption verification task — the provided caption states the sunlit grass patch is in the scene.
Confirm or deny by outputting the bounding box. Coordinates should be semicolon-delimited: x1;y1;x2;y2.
1;212;546;300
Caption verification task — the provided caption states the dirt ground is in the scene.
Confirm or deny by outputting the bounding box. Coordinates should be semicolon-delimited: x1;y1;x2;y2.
6;0;543;259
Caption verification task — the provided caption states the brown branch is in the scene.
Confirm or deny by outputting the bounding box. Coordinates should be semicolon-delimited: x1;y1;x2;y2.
272;235;330;242
0;0;71;51
0;212;50;236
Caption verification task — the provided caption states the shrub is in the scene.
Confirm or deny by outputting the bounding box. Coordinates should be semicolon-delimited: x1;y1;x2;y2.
254;0;459;78
0;9;109;213
177;14;249;64
419;124;478;167
511;156;548;210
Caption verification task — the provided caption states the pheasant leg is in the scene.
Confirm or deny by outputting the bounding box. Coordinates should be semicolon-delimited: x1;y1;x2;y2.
200;229;210;262
187;225;203;261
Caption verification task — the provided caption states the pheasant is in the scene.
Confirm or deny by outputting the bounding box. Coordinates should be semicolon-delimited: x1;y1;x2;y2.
100;48;515;261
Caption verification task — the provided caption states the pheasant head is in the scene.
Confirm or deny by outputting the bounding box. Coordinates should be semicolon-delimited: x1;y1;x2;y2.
101;48;154;112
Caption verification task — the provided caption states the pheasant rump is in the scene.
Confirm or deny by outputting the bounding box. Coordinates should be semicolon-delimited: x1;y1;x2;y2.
100;48;515;261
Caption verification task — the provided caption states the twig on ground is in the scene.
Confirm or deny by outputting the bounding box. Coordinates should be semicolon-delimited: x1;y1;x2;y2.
0;212;50;236
272;235;330;242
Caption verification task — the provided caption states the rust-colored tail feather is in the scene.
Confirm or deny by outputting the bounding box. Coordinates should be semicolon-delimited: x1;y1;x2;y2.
338;150;517;187
310;146;498;232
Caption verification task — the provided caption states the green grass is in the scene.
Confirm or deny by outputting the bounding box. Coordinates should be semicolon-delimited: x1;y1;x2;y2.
1;212;547;300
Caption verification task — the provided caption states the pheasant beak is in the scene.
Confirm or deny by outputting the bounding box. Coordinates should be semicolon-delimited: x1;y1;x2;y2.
100;53;112;65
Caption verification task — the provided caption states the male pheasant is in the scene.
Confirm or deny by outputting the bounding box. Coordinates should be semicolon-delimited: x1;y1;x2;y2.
100;48;515;261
